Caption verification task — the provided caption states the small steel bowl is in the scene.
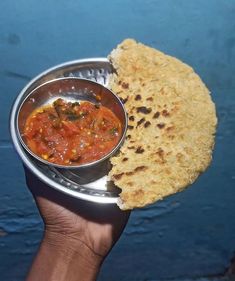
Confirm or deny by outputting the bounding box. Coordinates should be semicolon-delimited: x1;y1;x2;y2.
17;77;127;183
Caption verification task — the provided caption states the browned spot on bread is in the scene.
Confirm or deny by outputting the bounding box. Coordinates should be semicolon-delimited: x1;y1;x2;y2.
127;182;134;186
150;180;157;184
120;97;128;104
160;88;165;95
129;115;135;121
127;146;135;149
166;126;174;132
135;146;145;154
162;109;170;117
122;82;129;89
113;173;124;180
132;65;139;71
135;94;141;101
165;168;172;175
124;166;148;177
144;121;151;128
156;148;164;158
157;123;165;129
128;125;134;130
129;107;135;114
136;106;152;114
172;105;180;113
126;134;131;139
165;126;175;139
146;97;153;101
122;157;128;162
137;117;145;127
153;112;160;118
176;153;183;163
134;166;147;172
133;189;144;197
155;158;166;164
184;147;193;154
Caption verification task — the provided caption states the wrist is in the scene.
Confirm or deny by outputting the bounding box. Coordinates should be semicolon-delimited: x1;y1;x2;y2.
27;230;103;281
43;229;104;269
44;223;113;259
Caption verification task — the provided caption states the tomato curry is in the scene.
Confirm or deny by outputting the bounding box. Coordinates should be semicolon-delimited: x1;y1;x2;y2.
23;98;122;165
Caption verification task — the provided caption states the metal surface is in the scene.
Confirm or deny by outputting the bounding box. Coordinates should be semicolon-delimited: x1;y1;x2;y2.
10;58;121;204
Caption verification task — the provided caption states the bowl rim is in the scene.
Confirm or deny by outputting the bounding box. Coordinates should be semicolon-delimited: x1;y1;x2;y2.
16;76;128;169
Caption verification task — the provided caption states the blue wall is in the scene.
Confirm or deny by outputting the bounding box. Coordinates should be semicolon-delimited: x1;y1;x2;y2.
0;1;235;280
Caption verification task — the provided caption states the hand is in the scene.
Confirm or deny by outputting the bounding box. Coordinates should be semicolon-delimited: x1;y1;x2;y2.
24;167;130;281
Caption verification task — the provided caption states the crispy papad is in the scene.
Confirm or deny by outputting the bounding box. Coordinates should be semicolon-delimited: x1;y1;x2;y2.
108;39;217;210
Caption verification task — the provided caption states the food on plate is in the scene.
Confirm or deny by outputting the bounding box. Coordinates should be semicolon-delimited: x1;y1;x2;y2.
108;39;217;210
23;98;122;166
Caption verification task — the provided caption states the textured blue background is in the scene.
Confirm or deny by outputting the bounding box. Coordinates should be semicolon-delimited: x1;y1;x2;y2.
0;1;235;280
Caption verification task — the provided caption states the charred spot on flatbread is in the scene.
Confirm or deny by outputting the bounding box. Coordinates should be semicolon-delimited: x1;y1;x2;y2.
127;125;134;130
136;117;145;127
135;94;142;101
157;123;165;129
136;106;152;114
120;97;128;104
135;146;145;154
121;82;129;89
144;121;151;128
153;112;160;118
162;109;170;117
122;157;128;162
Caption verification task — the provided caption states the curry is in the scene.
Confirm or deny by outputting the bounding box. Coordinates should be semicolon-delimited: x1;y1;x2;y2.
23;98;122;165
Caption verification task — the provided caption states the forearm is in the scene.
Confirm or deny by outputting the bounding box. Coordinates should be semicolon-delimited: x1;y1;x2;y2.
26;231;103;281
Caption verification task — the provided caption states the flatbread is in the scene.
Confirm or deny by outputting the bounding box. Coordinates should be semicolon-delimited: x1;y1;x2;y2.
108;39;217;210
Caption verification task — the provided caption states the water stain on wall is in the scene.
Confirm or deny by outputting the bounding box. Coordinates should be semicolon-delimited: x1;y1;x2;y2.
7;33;21;45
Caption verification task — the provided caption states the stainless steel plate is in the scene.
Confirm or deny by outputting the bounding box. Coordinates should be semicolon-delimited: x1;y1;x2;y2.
10;58;120;204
